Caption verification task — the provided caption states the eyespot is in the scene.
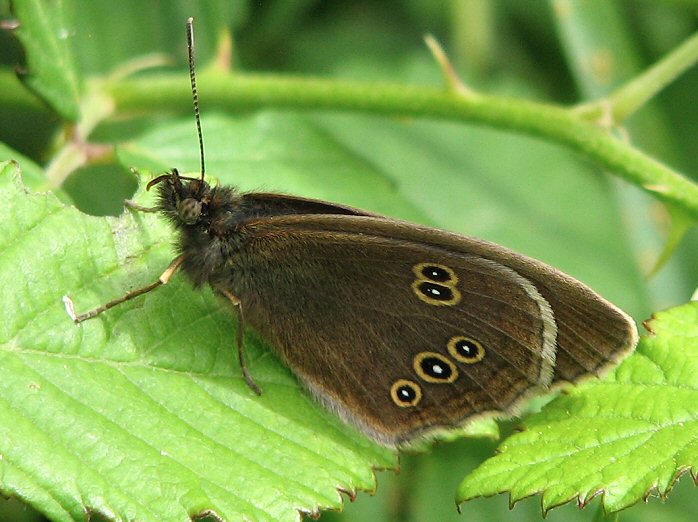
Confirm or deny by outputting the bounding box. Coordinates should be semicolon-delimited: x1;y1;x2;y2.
390;379;422;407
448;336;486;364
413;263;458;284
411;281;461;306
413;352;458;383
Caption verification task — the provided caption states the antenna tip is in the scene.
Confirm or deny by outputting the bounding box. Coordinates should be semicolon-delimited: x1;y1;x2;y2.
187;17;194;24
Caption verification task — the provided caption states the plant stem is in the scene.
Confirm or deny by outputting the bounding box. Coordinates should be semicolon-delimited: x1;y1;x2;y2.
108;71;698;220
609;31;698;123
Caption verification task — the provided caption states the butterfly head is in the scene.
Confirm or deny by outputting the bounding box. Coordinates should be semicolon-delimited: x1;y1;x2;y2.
148;169;212;226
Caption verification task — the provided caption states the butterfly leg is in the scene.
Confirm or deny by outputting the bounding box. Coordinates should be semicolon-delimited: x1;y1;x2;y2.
64;254;186;323
124;199;158;213
220;289;263;396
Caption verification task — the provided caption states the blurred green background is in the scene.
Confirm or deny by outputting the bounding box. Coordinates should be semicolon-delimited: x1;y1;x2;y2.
1;0;697;521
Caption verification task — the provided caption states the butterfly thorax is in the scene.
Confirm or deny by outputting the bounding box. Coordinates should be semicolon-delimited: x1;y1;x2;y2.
152;170;251;288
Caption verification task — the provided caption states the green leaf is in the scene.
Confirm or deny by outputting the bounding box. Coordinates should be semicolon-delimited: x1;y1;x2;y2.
117;112;433;222
0;161;396;522
0;142;47;191
457;301;698;515
12;0;82;120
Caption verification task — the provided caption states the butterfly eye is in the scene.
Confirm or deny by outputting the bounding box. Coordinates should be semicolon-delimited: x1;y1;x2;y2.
390;379;422;407
448;336;486;364
413;352;458;383
177;197;202;224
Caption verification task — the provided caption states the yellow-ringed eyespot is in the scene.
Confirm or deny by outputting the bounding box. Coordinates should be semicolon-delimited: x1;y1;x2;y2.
413;352;459;383
390;379;422;407
447;336;486;364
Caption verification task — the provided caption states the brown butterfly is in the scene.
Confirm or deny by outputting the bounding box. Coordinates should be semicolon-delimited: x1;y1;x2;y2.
64;18;638;447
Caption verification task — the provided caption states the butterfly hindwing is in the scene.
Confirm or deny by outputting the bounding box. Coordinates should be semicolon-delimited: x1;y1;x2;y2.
220;212;635;445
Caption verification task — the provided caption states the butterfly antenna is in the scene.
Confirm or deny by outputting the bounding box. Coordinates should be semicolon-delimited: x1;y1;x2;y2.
186;17;206;181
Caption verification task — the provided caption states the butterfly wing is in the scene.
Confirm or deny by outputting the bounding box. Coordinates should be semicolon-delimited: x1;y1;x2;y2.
224;214;637;446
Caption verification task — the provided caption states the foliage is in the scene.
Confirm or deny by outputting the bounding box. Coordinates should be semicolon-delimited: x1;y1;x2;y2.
1;1;697;521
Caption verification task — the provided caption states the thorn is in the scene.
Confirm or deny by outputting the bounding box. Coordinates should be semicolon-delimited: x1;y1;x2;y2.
424;34;472;96
215;25;235;72
642;183;670;194
0;19;20;31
